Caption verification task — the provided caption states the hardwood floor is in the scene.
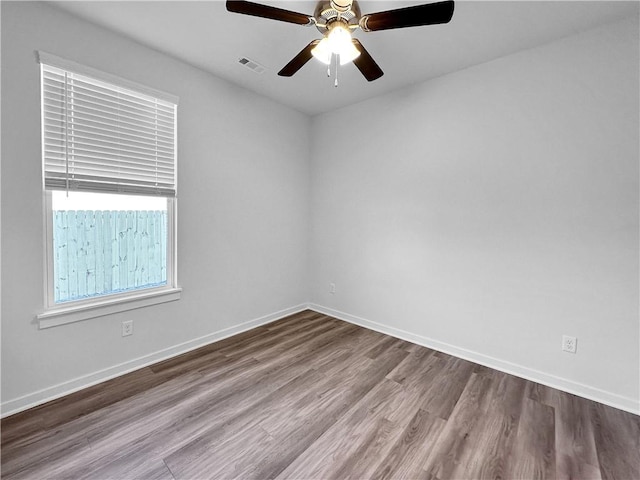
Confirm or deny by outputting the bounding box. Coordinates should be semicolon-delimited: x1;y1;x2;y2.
2;310;638;479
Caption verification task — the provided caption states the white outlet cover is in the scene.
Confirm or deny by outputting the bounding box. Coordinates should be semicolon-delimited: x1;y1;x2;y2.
562;335;577;353
122;320;134;337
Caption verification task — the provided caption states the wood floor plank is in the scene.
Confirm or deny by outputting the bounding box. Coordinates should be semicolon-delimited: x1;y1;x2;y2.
505;397;556;479
28;373;213;479
386;346;441;388
162;367;327;478
250;318;359;363
236;348;409;480
553;391;602;480
214;318;331;358
0;426;92;479
590;400;640;480
38;341;337;477
417;356;478;420
275;379;408;479
78;334;350;472
77;348;338;474
2;310;638;480
77;456;177;480
0;409;45;448
363;335;413;359
82;356;256;444
246;317;350;361
442;373;526;479
422;372;496;478
370;408;446;480
264;310;326;332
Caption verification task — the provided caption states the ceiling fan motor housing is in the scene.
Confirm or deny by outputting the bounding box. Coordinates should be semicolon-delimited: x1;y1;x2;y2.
314;0;361;35
330;0;353;13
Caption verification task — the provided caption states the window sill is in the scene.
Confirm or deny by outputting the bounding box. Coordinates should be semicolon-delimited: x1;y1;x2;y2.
37;287;182;329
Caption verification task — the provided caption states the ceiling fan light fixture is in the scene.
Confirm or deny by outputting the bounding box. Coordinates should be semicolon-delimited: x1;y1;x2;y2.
339;41;361;64
328;24;361;63
311;23;361;65
311;38;332;64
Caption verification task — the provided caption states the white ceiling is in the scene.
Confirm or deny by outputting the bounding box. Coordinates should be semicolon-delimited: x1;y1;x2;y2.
51;1;638;115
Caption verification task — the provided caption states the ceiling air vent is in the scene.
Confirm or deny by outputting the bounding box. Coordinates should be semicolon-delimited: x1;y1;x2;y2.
238;57;266;74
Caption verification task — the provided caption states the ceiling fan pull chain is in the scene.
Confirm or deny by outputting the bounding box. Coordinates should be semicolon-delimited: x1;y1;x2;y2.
334;53;339;87
327;57;331;77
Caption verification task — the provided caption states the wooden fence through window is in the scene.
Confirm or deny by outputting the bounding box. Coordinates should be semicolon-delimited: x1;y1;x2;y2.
53;210;168;303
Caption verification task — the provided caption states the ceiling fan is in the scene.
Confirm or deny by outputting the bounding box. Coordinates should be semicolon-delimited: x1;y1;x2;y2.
226;0;454;83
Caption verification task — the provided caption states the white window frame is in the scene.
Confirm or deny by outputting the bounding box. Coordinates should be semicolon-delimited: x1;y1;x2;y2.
36;53;181;329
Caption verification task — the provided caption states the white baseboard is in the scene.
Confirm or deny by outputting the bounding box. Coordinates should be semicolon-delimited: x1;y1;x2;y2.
309;304;640;416
1;304;308;418
4;303;638;418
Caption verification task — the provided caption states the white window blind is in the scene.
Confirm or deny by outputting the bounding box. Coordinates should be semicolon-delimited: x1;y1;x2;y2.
40;54;178;197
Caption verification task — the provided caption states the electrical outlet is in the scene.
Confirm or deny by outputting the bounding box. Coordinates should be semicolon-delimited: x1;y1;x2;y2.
329;282;336;294
562;335;577;353
122;320;134;337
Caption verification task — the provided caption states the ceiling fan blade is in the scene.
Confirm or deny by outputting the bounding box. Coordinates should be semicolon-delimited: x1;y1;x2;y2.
352;39;384;81
278;40;321;77
226;1;312;25
360;1;454;32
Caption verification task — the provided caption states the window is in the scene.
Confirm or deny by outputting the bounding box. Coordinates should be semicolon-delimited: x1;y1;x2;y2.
37;52;180;327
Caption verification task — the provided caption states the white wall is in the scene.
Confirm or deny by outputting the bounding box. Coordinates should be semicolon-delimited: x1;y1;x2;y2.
309;17;639;412
1;1;310;413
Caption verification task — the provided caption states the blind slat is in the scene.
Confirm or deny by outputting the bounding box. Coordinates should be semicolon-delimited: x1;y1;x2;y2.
67;91;176;124
43;138;175;162
66;111;175;138
50;154;175;175
48;131;175;156
67;82;176;115
45;121;175;146
41;63;177;197
60;112;175;141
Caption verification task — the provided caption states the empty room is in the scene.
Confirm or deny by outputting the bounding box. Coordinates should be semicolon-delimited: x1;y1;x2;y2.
1;0;638;478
